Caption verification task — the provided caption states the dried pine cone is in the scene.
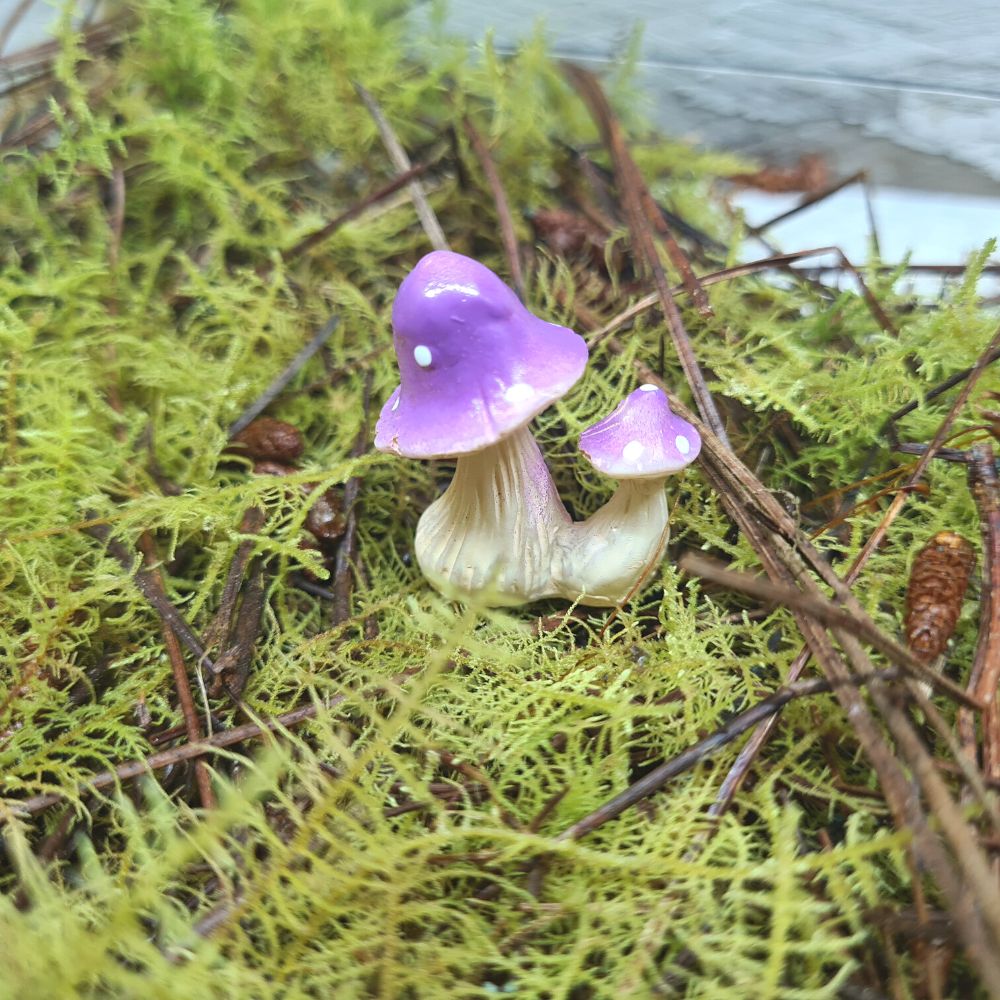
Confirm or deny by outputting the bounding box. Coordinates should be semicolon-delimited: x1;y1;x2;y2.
904;531;976;663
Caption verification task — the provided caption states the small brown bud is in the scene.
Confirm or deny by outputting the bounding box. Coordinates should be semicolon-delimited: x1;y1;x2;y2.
304;489;346;546
252;460;297;478
904;531;976;663
231;417;304;463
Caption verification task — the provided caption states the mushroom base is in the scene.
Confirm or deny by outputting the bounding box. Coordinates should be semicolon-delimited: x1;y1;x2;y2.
551;479;670;607
414;425;570;606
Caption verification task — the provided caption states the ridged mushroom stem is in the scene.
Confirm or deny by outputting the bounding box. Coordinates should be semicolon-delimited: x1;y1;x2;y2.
551;479;670;606
414;425;570;606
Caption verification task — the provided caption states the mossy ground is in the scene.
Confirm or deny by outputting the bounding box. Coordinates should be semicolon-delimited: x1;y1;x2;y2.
1;2;998;997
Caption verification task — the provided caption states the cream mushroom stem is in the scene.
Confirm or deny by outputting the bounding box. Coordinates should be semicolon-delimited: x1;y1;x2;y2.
551;477;670;607
414;424;571;606
550;384;701;607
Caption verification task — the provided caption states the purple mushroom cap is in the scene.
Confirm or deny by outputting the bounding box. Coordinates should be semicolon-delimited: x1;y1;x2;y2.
579;384;701;478
374;251;588;458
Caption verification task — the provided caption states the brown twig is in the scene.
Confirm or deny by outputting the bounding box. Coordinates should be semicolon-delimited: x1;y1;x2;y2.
680;553;981;711
0;13;130;74
353;81;448;251
226;315;339;439
555;668;902;842
107;161;125;268
203;507;267;654
562;63;727;445
747;171;867;235
1;73;115;152
587;245;903;349
557;138;727;256
209;558;266;701
83;520;216;674
884;342;1000;436
332;376;373;625
9;669;419;816
462;115;524;300
281;156;442;264
137;534;216;810
959;444;1000;777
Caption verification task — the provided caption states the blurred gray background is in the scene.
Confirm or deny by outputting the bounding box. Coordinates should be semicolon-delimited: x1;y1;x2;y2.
414;0;1000;192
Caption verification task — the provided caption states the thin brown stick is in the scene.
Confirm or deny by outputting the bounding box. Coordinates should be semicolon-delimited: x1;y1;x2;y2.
462;115;524;300
747;171;867;235
884;343;1000;431
138;535;216;810
959;444;1000;775
281;156;440;263
203;507;267;653
10;669;419;817
587;245;903;349
107;161;125;267
562;63;727;445
83;521;216;674
805;263;1000;278
332;376;373;625
227;315;339;438
680;553;981;710
556;668;901;842
353;81;448;251
210;558;266;700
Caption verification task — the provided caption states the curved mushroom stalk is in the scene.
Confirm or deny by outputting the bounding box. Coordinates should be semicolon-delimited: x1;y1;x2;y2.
552;479;669;606
415;425;569;605
551;385;701;607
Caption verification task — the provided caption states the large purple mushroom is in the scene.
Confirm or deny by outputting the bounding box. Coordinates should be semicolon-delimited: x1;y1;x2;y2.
552;384;701;605
375;251;588;605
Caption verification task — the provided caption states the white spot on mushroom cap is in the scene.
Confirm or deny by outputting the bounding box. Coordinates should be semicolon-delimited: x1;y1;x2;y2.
503;382;534;405
675;434;690;455
639;383;658;392
622;440;645;463
391;396;400;411
413;345;433;368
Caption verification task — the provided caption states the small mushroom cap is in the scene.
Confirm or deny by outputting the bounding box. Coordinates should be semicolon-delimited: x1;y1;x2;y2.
579;384;701;478
375;251;588;458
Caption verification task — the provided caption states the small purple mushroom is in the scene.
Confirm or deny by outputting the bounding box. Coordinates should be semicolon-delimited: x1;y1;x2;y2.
552;384;701;605
375;251;588;605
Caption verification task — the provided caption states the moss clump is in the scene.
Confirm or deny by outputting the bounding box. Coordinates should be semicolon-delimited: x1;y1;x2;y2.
1;2;997;996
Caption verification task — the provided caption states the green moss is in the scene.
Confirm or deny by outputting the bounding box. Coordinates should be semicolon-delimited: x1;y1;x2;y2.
1;2;997;996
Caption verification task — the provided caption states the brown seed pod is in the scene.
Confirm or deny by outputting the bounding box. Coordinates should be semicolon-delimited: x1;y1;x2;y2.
304;489;346;547
904;531;976;663
230;417;304;463
252;462;345;549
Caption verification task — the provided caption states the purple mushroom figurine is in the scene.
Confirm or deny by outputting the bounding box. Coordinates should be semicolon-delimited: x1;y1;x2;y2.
375;250;588;605
552;384;701;605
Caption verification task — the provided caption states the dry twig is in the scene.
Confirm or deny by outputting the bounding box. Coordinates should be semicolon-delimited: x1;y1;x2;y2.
227;315;339;439
960;444;1000;778
354;81;448;251
562;64;727;446
462;114;524;299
